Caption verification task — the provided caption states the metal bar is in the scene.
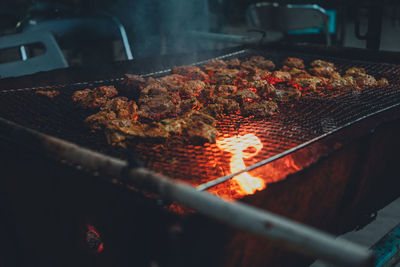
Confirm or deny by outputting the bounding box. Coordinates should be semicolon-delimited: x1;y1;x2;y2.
20;45;28;61
188;31;262;44
196;102;400;192
371;223;400;267
0;116;374;267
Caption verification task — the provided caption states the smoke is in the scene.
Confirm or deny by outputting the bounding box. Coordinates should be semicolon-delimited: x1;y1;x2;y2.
112;0;211;58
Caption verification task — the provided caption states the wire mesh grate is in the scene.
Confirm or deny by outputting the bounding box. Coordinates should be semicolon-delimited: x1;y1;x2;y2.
1;48;400;195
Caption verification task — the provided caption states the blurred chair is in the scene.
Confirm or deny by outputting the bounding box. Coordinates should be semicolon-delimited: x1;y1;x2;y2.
16;2;133;65
0;31;68;78
246;2;331;45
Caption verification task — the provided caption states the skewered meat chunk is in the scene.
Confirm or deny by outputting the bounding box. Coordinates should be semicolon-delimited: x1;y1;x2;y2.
272;71;292;82
172;66;209;80
85;110;117;132
294;77;325;91
241;100;278;117
104;119;169;147
138;94;180;121
283;57;305;69
72;86;118;109
310;59;335;69
36;89;60;98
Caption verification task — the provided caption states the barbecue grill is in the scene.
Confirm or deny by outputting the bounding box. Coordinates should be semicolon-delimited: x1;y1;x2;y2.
2;43;400;266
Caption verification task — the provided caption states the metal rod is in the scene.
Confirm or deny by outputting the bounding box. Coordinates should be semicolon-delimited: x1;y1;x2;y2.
188;31;262;44
196;102;400;191
0;117;374;266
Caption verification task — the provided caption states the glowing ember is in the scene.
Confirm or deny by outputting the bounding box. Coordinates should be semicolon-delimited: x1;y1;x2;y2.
216;134;266;195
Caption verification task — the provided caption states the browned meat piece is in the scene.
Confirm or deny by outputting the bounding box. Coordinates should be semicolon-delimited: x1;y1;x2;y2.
214;84;237;97
180;80;206;98
353;74;377;87
294;77;325;91
100;97;138;120
251;68;273;81
141;82;168;96
345;67;366;77
377;77;389;87
285;67;312;78
275;84;301;101
156;74;186;92
282;57;305;69
162;111;217;143
213;97;240;113
272;71;292;82
242;56;275;70
227;58;241;68
309;67;341;79
310;59;335;69
200;104;224;119
248;80;277;99
241;100;278;117
172;66;208;80
72;86;118;109
36;89;60;98
231;88;260;105
104;119;169;147
84;110;117;132
138;94;180;121
203;59;228;72
119;74;146;97
179;97;203;114
212;68;240;84
329;76;359;90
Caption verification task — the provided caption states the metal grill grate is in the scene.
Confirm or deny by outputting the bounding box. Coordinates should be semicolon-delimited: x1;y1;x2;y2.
1;48;400;197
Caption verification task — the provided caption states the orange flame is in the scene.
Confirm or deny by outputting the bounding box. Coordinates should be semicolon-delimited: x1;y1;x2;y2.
216;134;266;195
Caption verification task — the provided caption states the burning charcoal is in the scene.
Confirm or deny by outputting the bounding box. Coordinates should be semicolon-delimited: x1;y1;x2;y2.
241;100;278;117
282;57;305;69
172;65;209;80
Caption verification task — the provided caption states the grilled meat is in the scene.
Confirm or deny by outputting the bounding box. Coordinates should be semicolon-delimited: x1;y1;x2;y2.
227;58;241;68
328;76;359;90
138;94;180;121
310;59;335;69
248;80;277;99
242;56;275;70
275;84;301;101
231;88;260;105
85;110;117;132
283;57;305;69
72;86;118;109
100;97;138;120
36;89;60;98
309;67;341;79
294;77;325;91
214;84;237;97
172;66;208;80
241;99;278;117
272;71;292;82
180;80;206;98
